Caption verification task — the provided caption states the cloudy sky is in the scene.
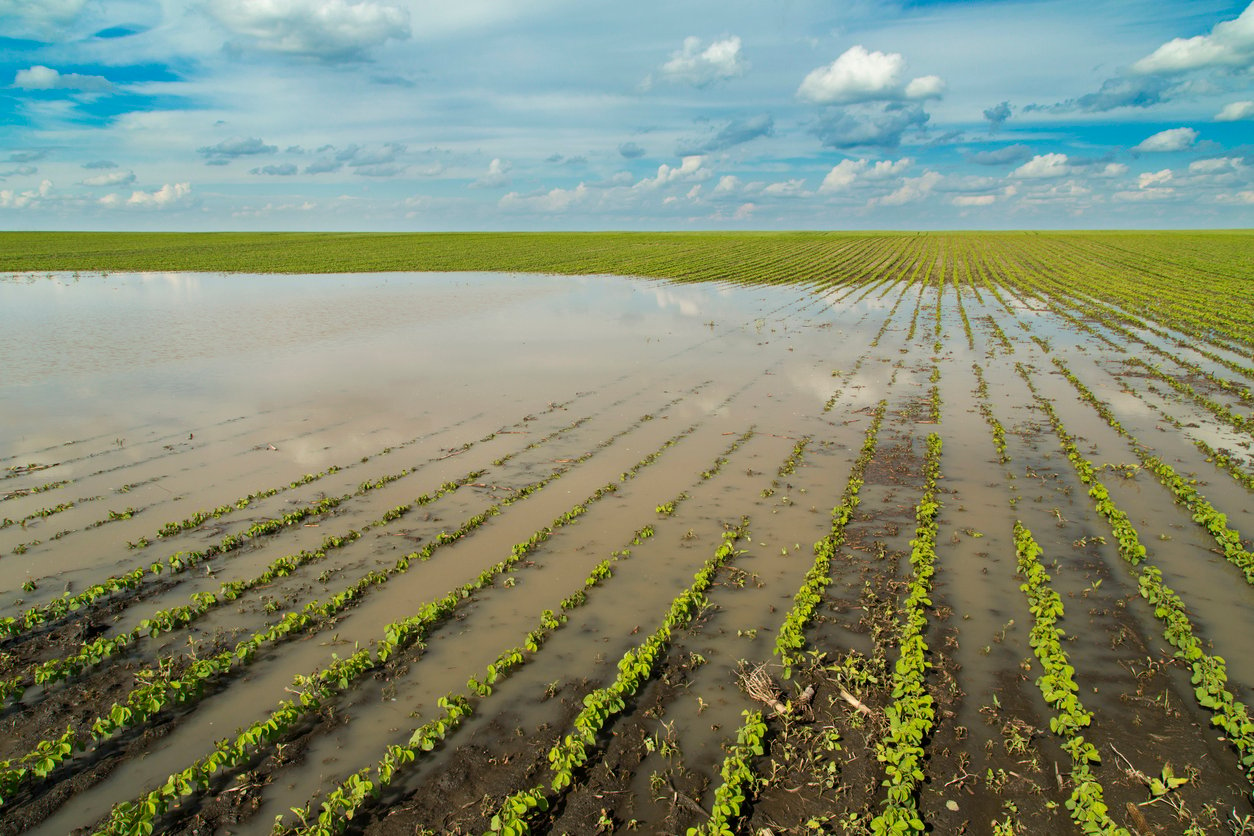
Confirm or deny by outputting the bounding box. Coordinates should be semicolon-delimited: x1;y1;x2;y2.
2;0;1252;230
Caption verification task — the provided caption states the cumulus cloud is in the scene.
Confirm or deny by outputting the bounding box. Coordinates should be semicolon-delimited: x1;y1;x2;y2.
198;136;278;161
81;170;135;186
983;101;1011;132
873;170;941;206
1131;4;1254;74
470;158;511;188
1133;127;1198;152
206;0;410;61
648;36;746;88
499;183;589;213
1138;169;1173;188
1189;156;1244;174
818;157;911;193
677;114;773;155
635;155;710;189
812;102;929;149
952;194;996;207
12;65;113;92
1012;153;1071;178
1096;163;1129;177
1215;100;1254;121
797;45;944;105
0;179;52;209
967;144;1033;166
101;182;192;209
713;175;740;194
618;142;646;159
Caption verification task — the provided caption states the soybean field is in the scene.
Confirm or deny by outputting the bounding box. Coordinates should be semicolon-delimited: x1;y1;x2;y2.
0;231;1252;835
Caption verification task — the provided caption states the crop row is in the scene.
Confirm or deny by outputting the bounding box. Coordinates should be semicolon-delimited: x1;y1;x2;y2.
685;709;769;836
869;431;942;836
774;400;887;678
1013;522;1127;835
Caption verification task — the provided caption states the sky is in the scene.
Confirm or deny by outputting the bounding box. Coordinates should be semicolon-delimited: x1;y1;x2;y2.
1;0;1252;230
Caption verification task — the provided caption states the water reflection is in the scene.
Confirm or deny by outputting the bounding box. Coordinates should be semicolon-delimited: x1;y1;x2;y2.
0;272;797;457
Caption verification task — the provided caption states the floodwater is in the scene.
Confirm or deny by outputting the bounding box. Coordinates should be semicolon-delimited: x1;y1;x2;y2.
0;272;801;460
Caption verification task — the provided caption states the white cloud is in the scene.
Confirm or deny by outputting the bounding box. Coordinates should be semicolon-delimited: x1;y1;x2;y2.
713;175;740;194
0;179;51;208
650;36;745;88
1189;157;1244;174
1133;127;1198;152
904;75;945;99
820;159;865;192
952;194;996;207
797;45;943;104
206;0;410;61
100;182;192;209
1215;100;1254;121
636;156;709;189
499;183;588;212
81;170;135;187
1012;153;1071;178
1131;4;1254;74
1138;169;1173;188
12;65;112;92
818;156;912;193
874;170;941;206
733;202;755;220
868;158;912;178
470;158;511;188
1095;163;1128;177
763;178;809;197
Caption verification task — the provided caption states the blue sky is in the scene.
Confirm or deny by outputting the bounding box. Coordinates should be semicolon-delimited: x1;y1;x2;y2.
1;0;1252;230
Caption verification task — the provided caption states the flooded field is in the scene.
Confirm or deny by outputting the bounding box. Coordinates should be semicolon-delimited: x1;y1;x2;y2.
1;242;1252;835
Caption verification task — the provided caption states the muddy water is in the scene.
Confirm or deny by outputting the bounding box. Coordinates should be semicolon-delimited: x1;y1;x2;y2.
0;272;796;458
